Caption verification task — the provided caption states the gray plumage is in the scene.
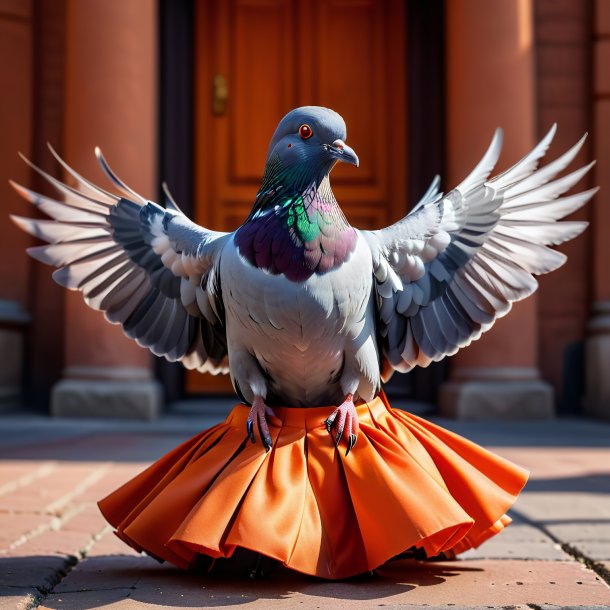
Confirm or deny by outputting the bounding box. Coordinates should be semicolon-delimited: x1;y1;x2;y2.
365;125;595;378
11;109;595;433
12;147;229;374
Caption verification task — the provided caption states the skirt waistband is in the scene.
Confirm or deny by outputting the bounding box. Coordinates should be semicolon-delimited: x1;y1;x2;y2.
225;394;391;431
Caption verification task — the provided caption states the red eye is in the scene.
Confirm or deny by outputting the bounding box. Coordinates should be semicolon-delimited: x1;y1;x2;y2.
299;124;313;140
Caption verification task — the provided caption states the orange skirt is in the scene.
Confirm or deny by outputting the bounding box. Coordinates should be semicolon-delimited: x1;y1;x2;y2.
98;393;528;579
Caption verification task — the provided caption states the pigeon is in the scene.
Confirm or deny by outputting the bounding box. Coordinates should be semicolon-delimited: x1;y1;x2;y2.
11;106;596;456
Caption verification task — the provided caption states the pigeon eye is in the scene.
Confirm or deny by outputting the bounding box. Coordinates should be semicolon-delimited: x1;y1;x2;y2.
299;124;313;140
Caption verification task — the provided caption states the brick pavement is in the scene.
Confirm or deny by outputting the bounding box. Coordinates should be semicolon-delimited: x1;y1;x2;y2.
0;411;609;609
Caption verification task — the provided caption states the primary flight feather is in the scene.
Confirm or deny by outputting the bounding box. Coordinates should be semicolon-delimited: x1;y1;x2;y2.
11;106;595;454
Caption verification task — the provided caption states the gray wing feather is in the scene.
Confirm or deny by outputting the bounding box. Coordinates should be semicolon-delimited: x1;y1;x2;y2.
11;149;231;374
161;182;185;214
364;126;596;378
94;146;148;204
410;174;443;213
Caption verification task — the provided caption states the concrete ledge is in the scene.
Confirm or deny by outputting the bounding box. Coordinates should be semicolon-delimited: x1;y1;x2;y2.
439;379;555;419
51;379;163;420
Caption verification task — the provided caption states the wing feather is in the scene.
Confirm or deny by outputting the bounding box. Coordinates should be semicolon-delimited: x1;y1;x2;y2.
11;149;231;374
364;127;595;378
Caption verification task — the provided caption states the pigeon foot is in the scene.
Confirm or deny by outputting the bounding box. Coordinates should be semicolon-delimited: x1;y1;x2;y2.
246;396;274;452
324;394;359;455
248;553;279;579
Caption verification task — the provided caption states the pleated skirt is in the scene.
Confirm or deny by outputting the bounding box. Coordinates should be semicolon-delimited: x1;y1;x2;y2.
98;392;528;580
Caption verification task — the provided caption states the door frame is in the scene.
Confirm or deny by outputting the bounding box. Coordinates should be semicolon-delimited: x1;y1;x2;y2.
157;0;447;405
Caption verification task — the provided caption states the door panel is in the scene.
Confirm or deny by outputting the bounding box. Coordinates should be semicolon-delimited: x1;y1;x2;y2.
315;0;385;188
231;0;298;183
188;0;407;394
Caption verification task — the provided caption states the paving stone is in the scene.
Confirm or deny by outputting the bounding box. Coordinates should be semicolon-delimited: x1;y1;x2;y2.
0;464;107;515
513;492;610;522
0;462;53;490
38;588;134;610
77;469;138;503
10;529;94;559
0;513;55;551
494;447;610;480
462;540;566;560
86;530;140;557
52;555;162;592
534;607;610;610
36;597;536;610
461;523;566;560
546;522;610;542
0;431;171;463
0;587;41;610
59;504;106;534
41;559;610;609
0;555;73;592
476;521;551;543
569;540;610;561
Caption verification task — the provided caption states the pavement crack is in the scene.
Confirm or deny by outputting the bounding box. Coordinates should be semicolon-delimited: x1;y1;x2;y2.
20;528;106;608
511;507;610;586
6;515;62;552
26;556;78;608
45;464;111;515
23;591;42;610
559;541;610;585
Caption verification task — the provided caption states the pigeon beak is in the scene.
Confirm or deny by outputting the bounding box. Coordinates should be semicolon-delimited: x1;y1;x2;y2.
329;139;359;167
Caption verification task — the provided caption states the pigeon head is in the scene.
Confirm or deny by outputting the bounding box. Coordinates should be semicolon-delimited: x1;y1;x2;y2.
264;106;359;188
236;106;359;282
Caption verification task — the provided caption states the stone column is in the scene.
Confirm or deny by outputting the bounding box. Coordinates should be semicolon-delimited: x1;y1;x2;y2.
584;0;610;419
439;0;554;419
51;0;162;419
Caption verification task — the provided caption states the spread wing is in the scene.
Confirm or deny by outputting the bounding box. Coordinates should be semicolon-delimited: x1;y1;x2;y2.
362;125;597;380
11;146;231;374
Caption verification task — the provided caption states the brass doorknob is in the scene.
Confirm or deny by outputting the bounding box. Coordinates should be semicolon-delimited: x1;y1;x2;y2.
213;74;228;115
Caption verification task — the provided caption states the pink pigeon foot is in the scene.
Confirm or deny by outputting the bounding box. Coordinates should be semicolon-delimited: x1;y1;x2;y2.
247;396;275;452
324;394;359;455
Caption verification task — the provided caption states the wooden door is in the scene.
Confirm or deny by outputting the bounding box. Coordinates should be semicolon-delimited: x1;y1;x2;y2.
188;0;407;394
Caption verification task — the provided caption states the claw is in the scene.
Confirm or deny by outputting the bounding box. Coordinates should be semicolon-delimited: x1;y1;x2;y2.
247;420;255;444
346;433;357;456
324;412;336;433
246;396;273;451
335;422;345;447
324;394;359;455
258;417;272;452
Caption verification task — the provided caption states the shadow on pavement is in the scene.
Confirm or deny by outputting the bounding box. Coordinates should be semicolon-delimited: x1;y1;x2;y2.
0;408;610;463
0;554;483;608
1;415;610;463
0;430;192;462
523;473;610;493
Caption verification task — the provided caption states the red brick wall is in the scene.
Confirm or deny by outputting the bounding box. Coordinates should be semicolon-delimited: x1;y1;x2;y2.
592;0;610;303
534;0;594;404
0;0;33;308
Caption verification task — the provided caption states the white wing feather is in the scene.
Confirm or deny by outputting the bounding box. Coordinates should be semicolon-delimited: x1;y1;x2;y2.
363;126;595;378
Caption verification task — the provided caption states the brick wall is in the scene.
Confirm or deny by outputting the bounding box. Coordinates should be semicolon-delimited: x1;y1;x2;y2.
534;0;594;409
0;0;33;309
592;0;610;303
